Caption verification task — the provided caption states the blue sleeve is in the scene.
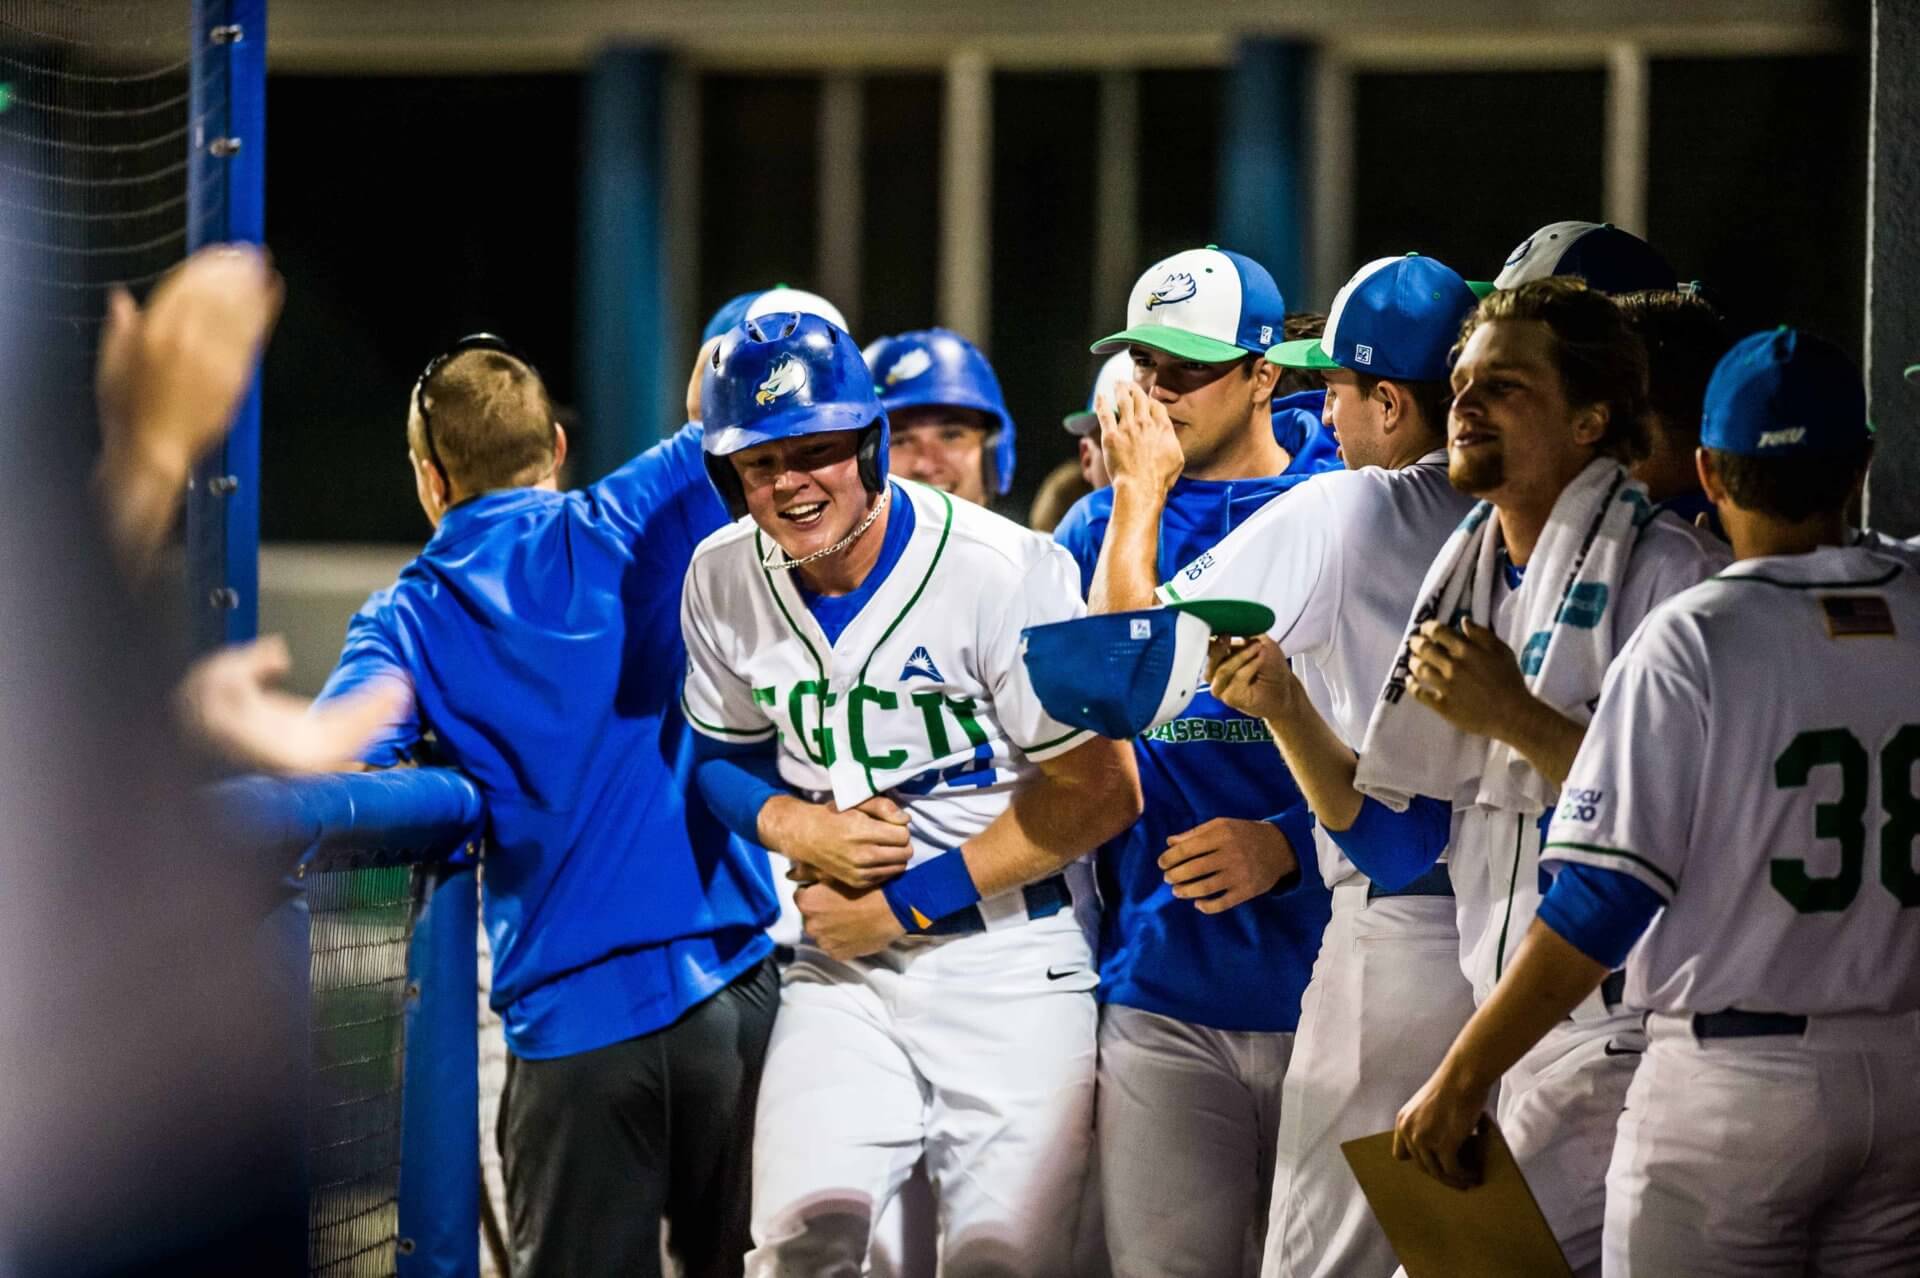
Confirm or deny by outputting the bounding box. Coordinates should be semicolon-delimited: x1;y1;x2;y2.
1536;862;1663;970
314;606;421;769
690;731;790;843
1327;794;1452;891
1263;803;1314;895
1050;495;1103;599
585;421;730;556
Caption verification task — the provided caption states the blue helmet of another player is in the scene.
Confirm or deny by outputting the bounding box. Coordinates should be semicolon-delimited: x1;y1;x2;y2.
701;312;888;518
702;285;849;344
863;328;1017;497
1021;599;1276;739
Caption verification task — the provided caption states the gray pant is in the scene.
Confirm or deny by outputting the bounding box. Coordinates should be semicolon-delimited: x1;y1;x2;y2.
1097;1004;1295;1278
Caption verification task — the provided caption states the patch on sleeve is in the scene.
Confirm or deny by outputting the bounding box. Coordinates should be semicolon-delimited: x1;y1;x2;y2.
1819;593;1895;639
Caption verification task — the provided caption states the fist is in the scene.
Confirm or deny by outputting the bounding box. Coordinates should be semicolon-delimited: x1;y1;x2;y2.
1097;380;1184;495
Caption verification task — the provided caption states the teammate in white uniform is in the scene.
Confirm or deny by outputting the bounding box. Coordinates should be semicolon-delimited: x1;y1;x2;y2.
1397;327;1920;1275
679;313;1141;1276
1121;254;1483;1278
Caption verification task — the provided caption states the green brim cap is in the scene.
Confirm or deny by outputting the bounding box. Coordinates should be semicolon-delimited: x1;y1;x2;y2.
1265;336;1339;370
1466;280;1497;299
1905;363;1920;384
1090;324;1249;363
1166;597;1275;637
1062;409;1098;436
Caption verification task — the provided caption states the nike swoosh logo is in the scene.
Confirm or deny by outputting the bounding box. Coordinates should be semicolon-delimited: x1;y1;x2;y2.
1046;966;1085;981
1602;1041;1643;1058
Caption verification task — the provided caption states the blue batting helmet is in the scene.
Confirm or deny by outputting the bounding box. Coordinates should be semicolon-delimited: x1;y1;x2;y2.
862;328;1017;496
701;312;889;518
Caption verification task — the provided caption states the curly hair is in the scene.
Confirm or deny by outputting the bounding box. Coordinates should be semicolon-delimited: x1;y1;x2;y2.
1455;277;1651;463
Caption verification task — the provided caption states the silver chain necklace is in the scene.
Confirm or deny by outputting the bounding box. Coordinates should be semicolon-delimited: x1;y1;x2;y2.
759;485;891;572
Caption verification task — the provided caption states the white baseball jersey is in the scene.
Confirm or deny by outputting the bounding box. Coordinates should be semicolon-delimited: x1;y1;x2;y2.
1544;544;1920;1016
1157;452;1473;886
681;478;1093;878
1450;513;1727;1003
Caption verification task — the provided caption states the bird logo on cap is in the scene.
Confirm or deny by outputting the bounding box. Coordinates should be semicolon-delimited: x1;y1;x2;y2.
1145;271;1198;310
755;356;807;406
885;347;933;386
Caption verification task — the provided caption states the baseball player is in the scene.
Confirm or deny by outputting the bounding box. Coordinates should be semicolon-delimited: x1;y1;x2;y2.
1051;245;1339;1277
1395;327;1920;1275
678;312;1141;1276
1259;278;1724;1274
1128;253;1483;1278
1615;289;1735;531
1477;220;1677;298
863;327;1015;508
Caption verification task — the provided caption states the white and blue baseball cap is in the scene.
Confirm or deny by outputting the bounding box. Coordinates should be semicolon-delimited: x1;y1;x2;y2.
1062;352;1136;436
703;284;849;343
1476;221;1676;298
1268;254;1477;383
1021;598;1275;740
1091;246;1287;364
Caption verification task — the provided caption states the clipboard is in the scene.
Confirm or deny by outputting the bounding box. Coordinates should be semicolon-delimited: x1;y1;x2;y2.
1341;1121;1573;1278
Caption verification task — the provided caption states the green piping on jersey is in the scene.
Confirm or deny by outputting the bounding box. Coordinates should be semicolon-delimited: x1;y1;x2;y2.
757;530;831;765
854;486;956;794
1023;725;1091;757
1543;840;1679;896
1160;579;1186;603
1717;564;1903;591
680;694;776;739
1493;813;1525;982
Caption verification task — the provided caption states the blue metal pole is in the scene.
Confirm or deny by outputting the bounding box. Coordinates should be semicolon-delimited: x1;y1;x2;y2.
396;862;482;1278
578;46;672;482
1219;39;1311;310
186;0;266;651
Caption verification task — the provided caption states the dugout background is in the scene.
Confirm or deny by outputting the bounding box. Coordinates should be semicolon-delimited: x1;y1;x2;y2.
245;0;1881;693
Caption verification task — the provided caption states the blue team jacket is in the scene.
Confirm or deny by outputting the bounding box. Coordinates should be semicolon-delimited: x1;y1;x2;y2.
317;424;777;1060
1051;392;1340;1032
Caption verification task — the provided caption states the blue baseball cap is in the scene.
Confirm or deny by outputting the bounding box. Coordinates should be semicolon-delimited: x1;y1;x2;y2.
1474;221;1676;298
1267;254;1476;382
703;285;848;343
1701;327;1870;457
1021;599;1275;740
1091;246;1286;363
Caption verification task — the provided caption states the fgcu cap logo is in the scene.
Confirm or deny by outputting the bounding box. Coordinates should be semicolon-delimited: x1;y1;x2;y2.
1758;426;1808;449
755;356;807;406
1145;271;1198;310
885;347;933;387
1504;236;1535;269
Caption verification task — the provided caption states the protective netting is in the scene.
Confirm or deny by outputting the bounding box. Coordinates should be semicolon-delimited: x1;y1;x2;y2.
306;864;423;1278
0;1;198;400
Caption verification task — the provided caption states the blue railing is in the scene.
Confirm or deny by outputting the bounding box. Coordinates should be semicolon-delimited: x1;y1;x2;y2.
210;768;486;1278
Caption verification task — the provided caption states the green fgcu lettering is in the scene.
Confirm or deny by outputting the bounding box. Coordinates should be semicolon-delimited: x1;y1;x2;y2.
785;681;836;765
762;678;1000;790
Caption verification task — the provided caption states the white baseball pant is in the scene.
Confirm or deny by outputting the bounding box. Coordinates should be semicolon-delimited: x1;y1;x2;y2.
745;921;1097;1277
1097;1003;1294;1277
1604;1011;1920;1276
1261;884;1474;1278
1496;1011;1643;1277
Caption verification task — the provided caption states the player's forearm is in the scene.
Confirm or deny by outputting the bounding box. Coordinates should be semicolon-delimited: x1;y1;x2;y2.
1495;696;1587;787
1430;919;1608;1098
1262;695;1365;833
96;439;191;576
961;738;1141;897
1088;479;1168;614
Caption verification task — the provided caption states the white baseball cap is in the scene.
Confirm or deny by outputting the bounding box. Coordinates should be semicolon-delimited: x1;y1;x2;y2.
1062;352;1135;436
1091;246;1288;364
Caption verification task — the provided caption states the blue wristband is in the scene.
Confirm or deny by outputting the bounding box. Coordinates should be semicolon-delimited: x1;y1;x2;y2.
881;852;983;932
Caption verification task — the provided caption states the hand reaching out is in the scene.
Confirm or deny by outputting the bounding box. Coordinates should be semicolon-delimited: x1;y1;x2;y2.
176;636;411;774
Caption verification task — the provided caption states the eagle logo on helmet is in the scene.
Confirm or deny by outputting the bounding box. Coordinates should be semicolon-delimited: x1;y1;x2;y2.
755;356;807;406
1145;271;1197;310
885;347;933;386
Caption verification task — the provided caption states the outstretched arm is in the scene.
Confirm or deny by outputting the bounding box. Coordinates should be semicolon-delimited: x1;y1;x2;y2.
797;735;1141;960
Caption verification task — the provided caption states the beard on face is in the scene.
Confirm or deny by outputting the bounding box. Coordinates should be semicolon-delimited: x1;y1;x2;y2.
1448;441;1505;496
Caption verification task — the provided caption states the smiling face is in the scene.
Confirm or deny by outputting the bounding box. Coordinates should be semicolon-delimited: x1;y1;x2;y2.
1446;319;1605;506
887;405;993;505
1127;345;1275;474
730;430;872;559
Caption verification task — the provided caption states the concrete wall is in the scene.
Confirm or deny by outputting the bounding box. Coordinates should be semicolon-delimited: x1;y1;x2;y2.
259;543;418;696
